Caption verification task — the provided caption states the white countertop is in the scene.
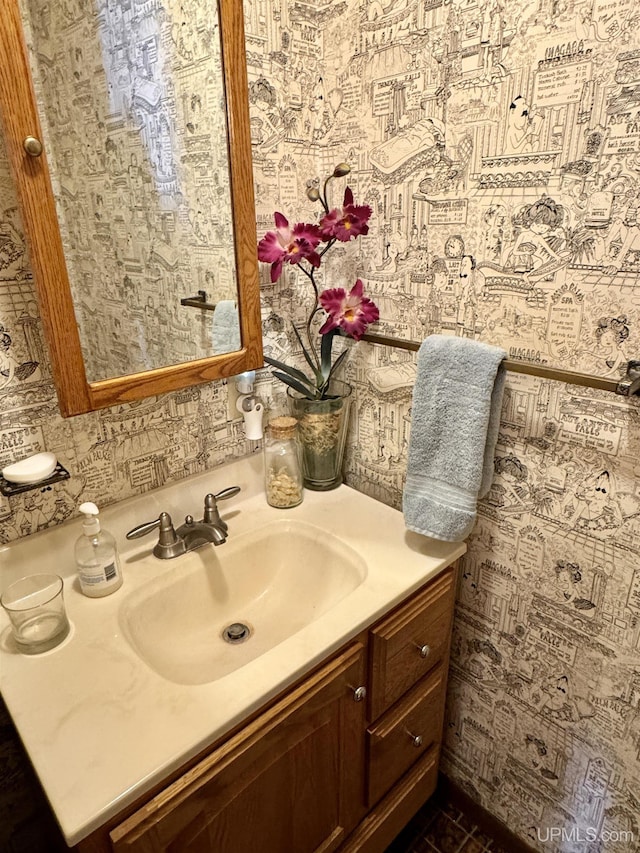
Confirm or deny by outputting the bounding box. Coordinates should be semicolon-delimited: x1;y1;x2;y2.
0;454;465;846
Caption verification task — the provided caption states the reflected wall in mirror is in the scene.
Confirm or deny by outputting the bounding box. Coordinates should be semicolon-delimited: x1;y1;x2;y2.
0;0;262;415
21;0;238;381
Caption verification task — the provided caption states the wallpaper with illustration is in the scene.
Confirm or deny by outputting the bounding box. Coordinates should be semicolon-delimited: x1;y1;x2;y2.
247;0;640;851
2;0;640;851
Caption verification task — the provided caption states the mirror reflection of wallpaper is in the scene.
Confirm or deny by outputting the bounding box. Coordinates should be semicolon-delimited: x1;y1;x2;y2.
20;0;239;381
0;144;45;397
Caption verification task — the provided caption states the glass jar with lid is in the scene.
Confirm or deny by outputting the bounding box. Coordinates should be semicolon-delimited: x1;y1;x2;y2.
264;416;304;508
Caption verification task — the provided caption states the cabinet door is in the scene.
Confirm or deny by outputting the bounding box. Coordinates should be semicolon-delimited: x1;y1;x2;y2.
110;644;366;853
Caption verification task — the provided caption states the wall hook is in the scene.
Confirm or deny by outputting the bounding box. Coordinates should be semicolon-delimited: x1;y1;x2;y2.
180;290;217;312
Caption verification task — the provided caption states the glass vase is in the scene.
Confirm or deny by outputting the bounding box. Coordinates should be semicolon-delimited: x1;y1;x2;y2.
287;380;352;491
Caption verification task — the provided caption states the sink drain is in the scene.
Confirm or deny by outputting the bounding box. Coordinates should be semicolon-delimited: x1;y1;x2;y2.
222;622;252;644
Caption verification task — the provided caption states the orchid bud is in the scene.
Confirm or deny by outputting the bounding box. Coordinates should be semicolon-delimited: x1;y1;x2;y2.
332;163;351;177
306;186;320;202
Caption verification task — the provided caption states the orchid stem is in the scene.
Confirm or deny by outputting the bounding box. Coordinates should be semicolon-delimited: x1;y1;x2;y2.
321;174;333;213
297;263;321;369
319;237;336;258
297;261;318;299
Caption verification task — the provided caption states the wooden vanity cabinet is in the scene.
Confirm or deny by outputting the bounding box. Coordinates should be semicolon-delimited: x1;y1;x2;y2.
368;567;457;721
366;663;446;808
76;562;458;853
109;643;367;853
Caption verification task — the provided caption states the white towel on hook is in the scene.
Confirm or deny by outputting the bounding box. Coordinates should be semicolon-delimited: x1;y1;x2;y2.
403;335;506;542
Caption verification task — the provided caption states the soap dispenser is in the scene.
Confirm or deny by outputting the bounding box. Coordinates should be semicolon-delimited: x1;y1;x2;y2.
75;502;123;598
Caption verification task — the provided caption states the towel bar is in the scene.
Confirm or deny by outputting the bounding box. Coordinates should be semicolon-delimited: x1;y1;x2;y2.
359;332;640;397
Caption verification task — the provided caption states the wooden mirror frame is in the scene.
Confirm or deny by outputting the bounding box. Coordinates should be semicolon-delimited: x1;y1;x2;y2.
0;0;263;417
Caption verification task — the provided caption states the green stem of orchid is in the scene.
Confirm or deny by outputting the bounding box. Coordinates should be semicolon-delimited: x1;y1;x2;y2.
299;237;336;371
320;170;335;215
297;259;318;299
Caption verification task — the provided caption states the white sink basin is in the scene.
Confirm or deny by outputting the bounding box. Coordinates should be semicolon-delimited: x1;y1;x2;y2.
119;518;367;685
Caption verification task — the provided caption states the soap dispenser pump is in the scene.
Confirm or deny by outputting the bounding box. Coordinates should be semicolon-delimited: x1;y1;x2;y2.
75;502;123;598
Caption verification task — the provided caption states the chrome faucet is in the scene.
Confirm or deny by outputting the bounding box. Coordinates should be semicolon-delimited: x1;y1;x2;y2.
126;487;241;559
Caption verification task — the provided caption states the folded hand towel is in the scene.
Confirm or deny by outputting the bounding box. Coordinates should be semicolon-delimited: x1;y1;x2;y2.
212;300;241;354
403;335;506;542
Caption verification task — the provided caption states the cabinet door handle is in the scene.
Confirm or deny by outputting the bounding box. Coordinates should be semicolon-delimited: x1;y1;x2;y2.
406;730;423;748
351;685;367;702
416;643;431;659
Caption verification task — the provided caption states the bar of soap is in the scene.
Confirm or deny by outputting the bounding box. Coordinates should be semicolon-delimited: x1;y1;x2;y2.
2;452;58;484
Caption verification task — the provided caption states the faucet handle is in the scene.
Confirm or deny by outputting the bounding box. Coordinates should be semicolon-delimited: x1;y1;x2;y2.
214;486;241;502
126;512;185;559
203;487;241;529
203;487;240;519
127;512;170;540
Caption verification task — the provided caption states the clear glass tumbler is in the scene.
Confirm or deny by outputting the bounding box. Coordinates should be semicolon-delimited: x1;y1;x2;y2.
1;573;70;654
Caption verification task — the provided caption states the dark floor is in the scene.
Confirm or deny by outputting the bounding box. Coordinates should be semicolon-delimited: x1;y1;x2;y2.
386;791;508;853
0;697;66;852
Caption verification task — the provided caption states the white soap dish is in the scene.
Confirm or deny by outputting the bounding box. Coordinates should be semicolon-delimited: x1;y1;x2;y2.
2;452;58;485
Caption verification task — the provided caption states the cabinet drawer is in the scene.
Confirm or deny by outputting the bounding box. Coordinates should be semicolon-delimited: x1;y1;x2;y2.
367;664;445;807
368;565;456;720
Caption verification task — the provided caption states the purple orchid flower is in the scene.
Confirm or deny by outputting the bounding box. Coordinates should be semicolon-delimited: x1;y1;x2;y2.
319;279;379;341
257;212;322;282
319;187;372;242
257;167;380;399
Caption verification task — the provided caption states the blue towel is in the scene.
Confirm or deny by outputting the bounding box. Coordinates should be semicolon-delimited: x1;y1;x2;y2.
403;335;506;542
212;300;241;354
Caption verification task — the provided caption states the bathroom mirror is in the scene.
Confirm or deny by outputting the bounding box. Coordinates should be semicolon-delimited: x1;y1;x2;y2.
0;0;263;416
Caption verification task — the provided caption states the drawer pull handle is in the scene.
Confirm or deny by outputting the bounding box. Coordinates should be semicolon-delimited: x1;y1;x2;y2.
416;643;431;659
352;686;367;703
406;730;423;748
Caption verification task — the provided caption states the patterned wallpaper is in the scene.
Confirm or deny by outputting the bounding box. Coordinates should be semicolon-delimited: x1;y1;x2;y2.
2;1;640;851
247;1;640;851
